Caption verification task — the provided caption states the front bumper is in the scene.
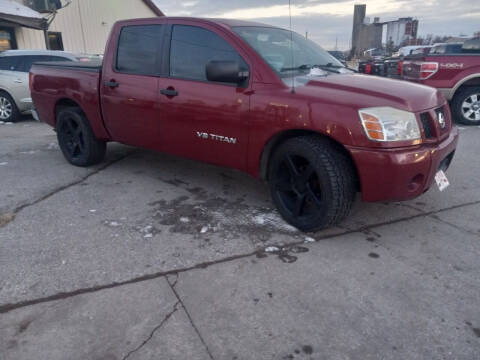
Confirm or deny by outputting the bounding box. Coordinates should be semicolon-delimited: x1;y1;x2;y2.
347;127;459;202
31;108;40;122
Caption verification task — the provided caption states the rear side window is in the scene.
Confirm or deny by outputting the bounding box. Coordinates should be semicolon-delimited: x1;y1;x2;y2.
116;25;163;75
20;55;70;72
170;25;247;82
0;56;23;71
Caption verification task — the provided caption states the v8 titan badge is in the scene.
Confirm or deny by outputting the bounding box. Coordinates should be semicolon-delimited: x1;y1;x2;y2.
435;170;450;191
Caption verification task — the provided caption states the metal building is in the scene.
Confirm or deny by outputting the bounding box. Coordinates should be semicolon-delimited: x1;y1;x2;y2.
351;4;383;56
0;0;164;54
385;18;419;47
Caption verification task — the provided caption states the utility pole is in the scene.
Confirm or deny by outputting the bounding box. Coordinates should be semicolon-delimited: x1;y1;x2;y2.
305;30;308;39
335;37;338;51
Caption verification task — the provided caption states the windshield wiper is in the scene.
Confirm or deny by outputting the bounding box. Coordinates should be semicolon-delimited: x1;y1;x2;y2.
314;63;342;73
280;64;311;72
280;63;343;74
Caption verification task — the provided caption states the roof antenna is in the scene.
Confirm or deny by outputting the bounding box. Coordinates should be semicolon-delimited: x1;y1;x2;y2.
289;0;295;94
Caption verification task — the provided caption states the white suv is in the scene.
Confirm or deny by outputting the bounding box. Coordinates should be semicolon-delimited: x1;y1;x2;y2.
0;50;79;122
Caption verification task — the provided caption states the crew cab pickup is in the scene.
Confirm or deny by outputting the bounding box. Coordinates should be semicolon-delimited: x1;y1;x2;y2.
30;17;459;231
402;37;480;125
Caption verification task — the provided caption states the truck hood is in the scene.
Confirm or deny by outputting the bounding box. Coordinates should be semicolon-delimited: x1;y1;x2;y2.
297;73;443;112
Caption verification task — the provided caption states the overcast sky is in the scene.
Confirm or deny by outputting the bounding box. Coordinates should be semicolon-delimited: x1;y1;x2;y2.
152;0;480;50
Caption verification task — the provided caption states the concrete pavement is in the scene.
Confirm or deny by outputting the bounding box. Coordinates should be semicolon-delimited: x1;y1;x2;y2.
0;119;479;359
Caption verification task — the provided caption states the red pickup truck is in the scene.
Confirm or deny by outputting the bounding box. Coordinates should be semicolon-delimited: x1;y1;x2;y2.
30;17;458;231
402;37;480;125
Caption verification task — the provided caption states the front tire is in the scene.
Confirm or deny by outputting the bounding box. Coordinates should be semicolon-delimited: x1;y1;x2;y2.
451;86;480;125
268;136;356;232
0;92;20;123
56;107;106;166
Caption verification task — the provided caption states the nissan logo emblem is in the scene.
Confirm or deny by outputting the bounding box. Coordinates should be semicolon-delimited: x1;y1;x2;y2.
438;112;446;129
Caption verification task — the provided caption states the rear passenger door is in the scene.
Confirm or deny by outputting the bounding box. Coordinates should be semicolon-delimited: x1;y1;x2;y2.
100;24;165;148
158;23;252;171
0;56;30;111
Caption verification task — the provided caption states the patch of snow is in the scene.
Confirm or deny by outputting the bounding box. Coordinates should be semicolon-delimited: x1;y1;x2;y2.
47;142;59;150
180;217;190;223
19;150;37;155
109;221;121;227
61;260;66;265
265;246;280;253
304;237;315;243
0;162;8;166
140;225;153;233
5;122;13;125
89;209;97;213
252;212;298;232
200;226;209;234
0;121;4;124
144;233;153;238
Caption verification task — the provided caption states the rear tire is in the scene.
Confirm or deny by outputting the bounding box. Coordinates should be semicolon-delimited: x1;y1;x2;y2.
451;86;480;125
0;91;20;123
268;136;356;232
56;107;106;166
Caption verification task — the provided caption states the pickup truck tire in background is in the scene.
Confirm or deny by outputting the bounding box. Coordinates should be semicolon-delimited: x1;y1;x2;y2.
452;86;480;125
56;107;106;167
0;91;20;123
268;136;356;232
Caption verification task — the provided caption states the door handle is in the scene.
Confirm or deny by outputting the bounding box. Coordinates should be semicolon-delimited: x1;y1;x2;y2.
160;88;178;97
14;79;23;84
105;80;119;88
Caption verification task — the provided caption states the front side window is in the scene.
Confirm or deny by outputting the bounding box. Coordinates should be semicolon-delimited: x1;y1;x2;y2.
116;25;163;75
170;25;247;82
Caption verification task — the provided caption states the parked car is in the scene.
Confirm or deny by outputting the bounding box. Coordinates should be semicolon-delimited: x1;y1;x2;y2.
429;43;464;55
402;37;480;125
30;17;458;231
384;46;432;79
328;51;347;66
0;50;80;122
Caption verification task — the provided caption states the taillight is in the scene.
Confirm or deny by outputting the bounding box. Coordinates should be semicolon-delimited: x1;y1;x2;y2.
365;64;372;74
397;61;403;75
29;72;34;91
419;62;438;80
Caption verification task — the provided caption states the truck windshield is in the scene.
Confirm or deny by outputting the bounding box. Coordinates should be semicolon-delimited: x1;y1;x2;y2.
232;26;345;78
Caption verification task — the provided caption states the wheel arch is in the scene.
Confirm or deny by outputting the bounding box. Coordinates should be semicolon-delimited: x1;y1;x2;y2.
452;74;480;99
0;88;19;108
54;98;83;124
259;129;360;190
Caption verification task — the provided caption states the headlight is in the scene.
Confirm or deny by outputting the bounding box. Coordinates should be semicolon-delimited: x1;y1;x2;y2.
358;107;421;142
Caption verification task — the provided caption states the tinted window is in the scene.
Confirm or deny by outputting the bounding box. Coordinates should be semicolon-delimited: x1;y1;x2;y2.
170;25;247;82
446;44;462;53
116;25;163;75
20;55;65;72
0;56;23;71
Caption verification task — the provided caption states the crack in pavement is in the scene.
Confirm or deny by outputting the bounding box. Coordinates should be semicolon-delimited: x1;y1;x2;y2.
167;276;215;360
9;150;135;218
122;300;181;360
1;191;479;314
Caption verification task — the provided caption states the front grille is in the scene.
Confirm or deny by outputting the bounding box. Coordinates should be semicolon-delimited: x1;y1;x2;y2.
420;112;434;139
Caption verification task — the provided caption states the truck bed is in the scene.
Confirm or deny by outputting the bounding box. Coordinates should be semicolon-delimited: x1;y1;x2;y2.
33;60;102;72
30;60;110;140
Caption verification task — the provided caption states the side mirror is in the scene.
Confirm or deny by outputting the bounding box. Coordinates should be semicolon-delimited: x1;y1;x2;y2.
206;61;249;84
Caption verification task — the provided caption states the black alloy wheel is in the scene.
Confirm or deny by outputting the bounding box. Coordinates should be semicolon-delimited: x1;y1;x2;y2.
56;107;106;166
268;136;356;232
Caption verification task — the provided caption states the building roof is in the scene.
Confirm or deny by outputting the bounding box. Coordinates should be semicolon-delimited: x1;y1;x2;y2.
0;0;47;29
